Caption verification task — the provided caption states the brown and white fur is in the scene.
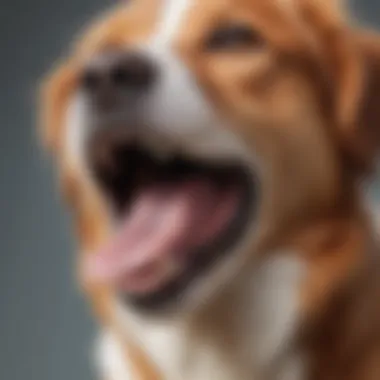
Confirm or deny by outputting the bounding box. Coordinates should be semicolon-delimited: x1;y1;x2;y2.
40;0;380;379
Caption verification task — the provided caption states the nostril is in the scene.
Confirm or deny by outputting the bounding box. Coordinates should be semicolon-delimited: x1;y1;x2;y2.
81;69;102;92
110;54;157;90
81;51;157;97
110;65;130;87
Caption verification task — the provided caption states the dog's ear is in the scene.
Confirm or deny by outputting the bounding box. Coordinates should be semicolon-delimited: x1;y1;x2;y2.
297;0;380;174
39;60;78;155
327;29;380;175
346;32;380;173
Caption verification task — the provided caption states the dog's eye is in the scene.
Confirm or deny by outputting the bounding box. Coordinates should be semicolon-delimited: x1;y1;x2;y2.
205;24;264;51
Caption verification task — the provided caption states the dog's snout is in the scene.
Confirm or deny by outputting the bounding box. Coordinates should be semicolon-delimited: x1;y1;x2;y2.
81;51;158;101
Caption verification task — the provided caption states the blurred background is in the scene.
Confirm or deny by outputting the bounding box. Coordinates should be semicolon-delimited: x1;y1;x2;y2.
0;1;379;379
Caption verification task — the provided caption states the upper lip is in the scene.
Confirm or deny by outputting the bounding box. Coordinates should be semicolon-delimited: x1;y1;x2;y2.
88;136;249;214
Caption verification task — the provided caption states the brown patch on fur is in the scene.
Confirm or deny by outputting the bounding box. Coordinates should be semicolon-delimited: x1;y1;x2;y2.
74;1;161;61
296;214;368;319
40;60;79;153
303;236;380;380
348;31;380;172
177;0;380;178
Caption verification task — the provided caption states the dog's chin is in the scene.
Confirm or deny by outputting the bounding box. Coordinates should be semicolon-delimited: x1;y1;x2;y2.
85;128;259;313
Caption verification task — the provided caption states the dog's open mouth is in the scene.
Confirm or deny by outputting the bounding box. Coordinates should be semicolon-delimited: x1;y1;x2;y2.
85;135;256;310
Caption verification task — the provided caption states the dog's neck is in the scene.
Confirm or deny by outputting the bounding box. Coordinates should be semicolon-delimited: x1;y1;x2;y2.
109;254;305;380
305;249;380;380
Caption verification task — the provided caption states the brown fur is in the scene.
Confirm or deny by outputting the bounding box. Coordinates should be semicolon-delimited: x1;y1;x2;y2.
40;1;380;379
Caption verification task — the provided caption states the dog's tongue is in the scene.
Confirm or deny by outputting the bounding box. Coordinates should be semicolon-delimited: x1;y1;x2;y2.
86;181;238;294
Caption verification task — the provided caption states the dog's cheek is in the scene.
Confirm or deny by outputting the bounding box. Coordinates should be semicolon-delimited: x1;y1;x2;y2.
40;61;79;155
189;53;273;125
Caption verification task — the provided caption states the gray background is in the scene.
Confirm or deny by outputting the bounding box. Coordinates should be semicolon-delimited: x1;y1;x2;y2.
0;1;379;380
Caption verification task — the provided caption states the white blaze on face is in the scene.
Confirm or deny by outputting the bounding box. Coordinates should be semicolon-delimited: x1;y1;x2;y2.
154;0;193;46
137;0;252;162
144;0;216;138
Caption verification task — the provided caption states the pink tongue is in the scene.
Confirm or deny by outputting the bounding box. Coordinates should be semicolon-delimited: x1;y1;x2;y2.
86;181;237;290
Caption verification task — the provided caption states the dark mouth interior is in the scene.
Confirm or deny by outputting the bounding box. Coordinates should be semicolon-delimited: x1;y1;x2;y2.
88;138;257;310
91;144;249;214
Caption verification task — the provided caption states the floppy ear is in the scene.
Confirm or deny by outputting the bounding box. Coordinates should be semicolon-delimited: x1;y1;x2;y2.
347;32;380;173
297;0;380;174
39;60;78;155
326;29;380;175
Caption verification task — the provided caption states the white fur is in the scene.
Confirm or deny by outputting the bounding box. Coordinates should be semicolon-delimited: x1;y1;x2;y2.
249;257;303;367
96;331;133;380
133;0;254;164
154;0;193;46
247;257;305;378
65;93;90;170
95;255;306;380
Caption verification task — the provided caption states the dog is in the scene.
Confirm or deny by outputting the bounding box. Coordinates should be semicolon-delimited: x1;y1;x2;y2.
40;0;380;379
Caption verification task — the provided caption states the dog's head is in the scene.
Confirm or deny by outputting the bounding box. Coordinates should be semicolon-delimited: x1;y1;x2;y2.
40;0;380;314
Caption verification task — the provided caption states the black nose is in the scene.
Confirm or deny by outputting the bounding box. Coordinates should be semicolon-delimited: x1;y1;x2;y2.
81;51;157;98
